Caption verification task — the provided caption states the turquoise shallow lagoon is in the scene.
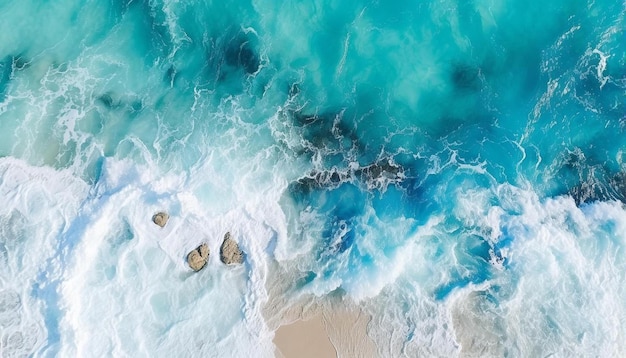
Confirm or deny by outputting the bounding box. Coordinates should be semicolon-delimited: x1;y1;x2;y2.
0;0;624;356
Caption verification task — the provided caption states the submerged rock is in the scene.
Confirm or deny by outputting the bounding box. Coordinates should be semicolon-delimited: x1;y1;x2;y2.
187;243;210;271
220;232;244;265
293;158;404;194
358;159;403;180
568;171;626;205
152;212;169;228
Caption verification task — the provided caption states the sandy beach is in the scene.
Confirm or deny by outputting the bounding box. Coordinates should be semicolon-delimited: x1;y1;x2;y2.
273;303;377;357
264;257;378;357
274;315;336;358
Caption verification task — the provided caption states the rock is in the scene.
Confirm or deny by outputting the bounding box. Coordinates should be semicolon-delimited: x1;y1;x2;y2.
568;171;626;205
292;158;404;195
152;212;169;228
220;232;244;265
187;243;209;271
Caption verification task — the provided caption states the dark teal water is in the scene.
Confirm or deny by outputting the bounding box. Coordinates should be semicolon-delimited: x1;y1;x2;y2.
0;0;624;356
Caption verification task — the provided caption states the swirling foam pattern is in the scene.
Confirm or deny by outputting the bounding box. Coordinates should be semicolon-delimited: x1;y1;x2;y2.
0;0;624;356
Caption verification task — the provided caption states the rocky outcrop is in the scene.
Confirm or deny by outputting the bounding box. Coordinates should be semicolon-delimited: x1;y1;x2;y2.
152;212;169;228
220;232;244;265
293;158;404;193
187;243;209;271
354;159;403;182
568;171;626;205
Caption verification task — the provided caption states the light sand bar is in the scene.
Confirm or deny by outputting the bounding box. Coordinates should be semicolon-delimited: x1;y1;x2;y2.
273;305;377;357
274;314;336;358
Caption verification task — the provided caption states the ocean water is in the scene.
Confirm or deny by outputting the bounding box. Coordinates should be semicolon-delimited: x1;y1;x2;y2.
0;0;624;356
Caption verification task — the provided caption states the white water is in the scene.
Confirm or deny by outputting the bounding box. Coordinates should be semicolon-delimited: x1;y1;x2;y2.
365;184;626;356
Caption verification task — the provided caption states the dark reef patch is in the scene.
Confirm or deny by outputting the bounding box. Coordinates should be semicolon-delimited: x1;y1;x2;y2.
612;172;626;201
0;56;12;102
548;146;626;205
289;109;361;157
292;157;404;195
0;55;30;102
223;33;260;75
164;65;178;87
95;92;144;119
288;83;300;97
569;171;626;205
354;159;403;183
204;29;261;88
97;92;120;110
291;169;350;195
12;55;30;71
451;63;482;93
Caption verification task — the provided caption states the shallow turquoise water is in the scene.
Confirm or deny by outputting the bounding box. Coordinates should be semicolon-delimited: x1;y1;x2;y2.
0;0;625;356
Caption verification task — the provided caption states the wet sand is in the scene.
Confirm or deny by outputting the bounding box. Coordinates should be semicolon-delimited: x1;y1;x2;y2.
273;305;377;358
274;314;336;358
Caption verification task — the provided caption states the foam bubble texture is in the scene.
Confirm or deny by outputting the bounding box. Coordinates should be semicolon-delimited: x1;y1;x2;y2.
0;158;88;357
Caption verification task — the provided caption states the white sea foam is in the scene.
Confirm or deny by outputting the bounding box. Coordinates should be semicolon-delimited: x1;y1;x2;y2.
53;156;291;357
0;136;293;357
0;157;88;357
363;184;626;356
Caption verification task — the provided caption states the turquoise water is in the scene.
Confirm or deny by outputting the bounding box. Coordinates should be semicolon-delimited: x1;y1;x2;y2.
0;0;625;356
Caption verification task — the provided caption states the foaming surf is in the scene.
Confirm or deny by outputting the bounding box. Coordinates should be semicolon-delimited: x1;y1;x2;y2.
363;185;626;356
0;0;625;356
